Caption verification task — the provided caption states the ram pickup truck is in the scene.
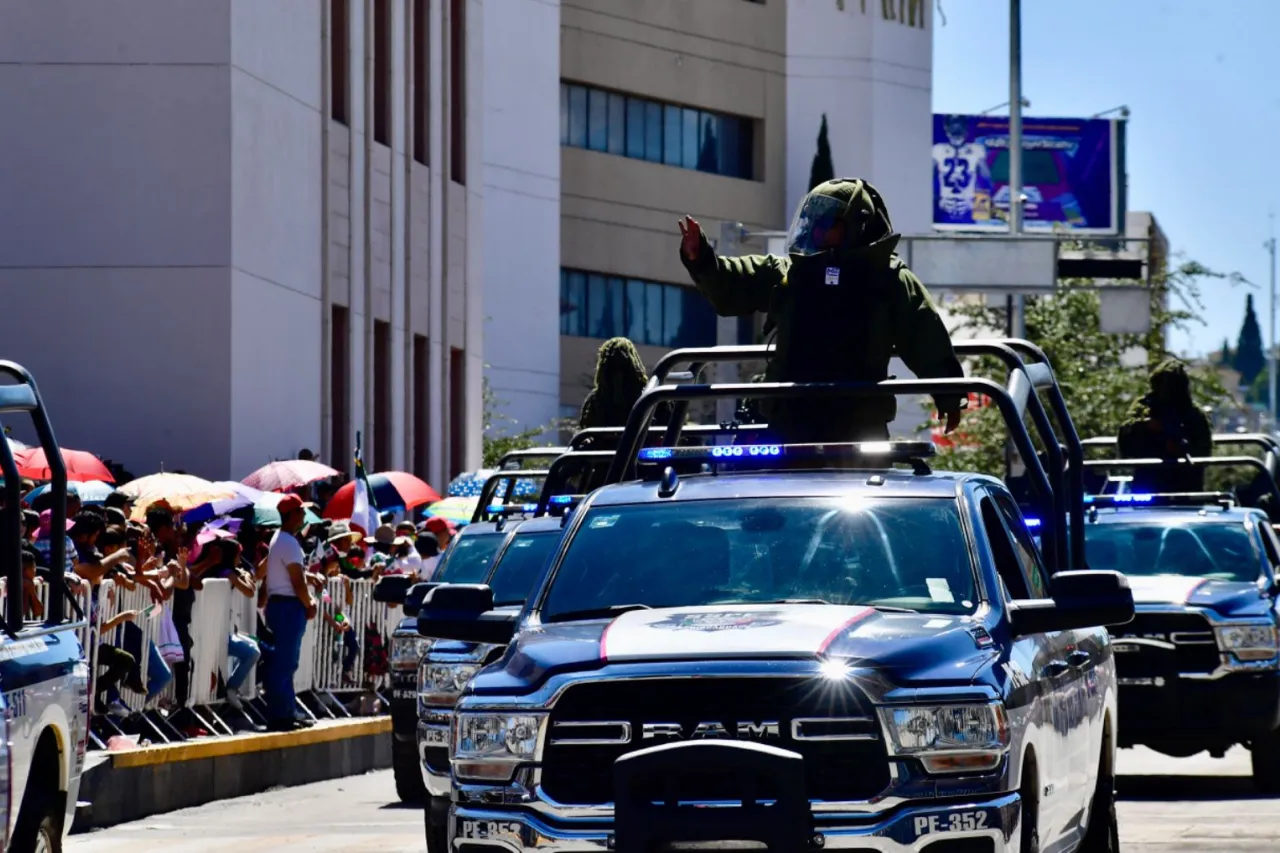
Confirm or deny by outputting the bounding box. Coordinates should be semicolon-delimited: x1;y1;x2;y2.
417;339;1135;853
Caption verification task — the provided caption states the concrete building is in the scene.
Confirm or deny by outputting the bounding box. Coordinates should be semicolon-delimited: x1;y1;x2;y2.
0;0;483;485
482;0;935;435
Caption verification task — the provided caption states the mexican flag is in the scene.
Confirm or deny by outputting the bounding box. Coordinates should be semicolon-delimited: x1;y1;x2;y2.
352;432;380;535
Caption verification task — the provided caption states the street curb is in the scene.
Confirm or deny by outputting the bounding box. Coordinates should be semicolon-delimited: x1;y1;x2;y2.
72;717;394;832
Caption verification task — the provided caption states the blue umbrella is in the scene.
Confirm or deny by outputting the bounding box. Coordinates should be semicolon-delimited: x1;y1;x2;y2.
24;479;114;505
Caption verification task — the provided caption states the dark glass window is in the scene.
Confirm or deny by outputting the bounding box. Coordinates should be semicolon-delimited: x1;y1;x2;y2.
607;93;626;155
681;108;700;170
625;279;647;341
587;89;608;152
567;85;587;148
559;82;753;179
625;98;646;159
663;105;683;166
561;270;586;336
644;101;664;162
562;268;719;348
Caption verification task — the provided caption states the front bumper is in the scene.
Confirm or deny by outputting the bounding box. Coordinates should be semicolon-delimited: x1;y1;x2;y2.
452;794;1020;853
1117;669;1280;746
419;718;452;798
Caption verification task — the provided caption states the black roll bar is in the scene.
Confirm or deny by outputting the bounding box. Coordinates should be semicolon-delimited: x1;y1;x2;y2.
496;447;568;471
568;423;771;451
1081;456;1280;511
1083;434;1280;476
607;375;1068;572
471;469;551;523
646;339;1085;570
533;451;618;517
0;362;67;634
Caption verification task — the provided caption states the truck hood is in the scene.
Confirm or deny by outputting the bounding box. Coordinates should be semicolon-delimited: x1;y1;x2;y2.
1128;575;1272;618
471;604;997;694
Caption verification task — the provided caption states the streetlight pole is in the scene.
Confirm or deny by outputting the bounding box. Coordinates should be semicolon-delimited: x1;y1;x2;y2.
1006;0;1025;338
1268;219;1277;430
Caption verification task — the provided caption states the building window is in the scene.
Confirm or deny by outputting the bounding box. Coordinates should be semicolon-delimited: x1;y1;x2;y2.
330;0;349;125
449;347;466;477
413;0;428;165
413;334;429;478
449;0;466;184
559;267;717;349
374;320;391;472
373;0;390;146
331;305;350;473
560;82;755;180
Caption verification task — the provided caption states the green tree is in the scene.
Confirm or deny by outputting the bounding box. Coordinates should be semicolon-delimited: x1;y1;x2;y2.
808;114;835;191
481;377;568;468
1234;293;1265;387
929;254;1239;477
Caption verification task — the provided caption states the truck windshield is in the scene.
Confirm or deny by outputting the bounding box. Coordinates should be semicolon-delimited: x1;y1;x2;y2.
490;532;560;607
435;533;507;584
541;497;976;621
1084;520;1259;583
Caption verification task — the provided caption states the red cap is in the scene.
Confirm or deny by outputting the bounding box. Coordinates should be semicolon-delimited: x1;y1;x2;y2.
276;494;305;515
423;516;457;535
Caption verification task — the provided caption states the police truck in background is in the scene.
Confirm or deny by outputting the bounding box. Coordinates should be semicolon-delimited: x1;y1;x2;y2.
0;362;91;853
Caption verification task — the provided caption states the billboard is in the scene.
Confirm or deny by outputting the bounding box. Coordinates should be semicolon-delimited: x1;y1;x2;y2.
931;114;1123;235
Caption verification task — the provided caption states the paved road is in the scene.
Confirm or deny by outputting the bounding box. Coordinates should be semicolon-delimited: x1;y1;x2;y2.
68;747;1279;852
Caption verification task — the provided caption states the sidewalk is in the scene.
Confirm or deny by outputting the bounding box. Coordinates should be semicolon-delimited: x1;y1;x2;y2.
74;716;394;831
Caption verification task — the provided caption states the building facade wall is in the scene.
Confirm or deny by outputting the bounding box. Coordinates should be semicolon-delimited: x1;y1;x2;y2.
0;0;480;484
556;0;788;417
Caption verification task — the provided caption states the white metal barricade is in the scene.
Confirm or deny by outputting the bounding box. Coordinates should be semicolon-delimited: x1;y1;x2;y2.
187;580;232;706
227;583;259;701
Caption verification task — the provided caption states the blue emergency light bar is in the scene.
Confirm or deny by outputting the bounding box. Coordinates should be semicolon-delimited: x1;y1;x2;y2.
1024;517;1042;528
486;502;538;515
548;494;579;506
636;440;935;464
1083;492;1234;509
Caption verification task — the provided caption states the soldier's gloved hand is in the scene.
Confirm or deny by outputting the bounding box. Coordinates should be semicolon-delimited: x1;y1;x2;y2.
678;216;704;263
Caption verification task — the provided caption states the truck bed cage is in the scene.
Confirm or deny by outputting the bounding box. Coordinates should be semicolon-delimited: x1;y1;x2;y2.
1081;456;1280;511
0;362;69;634
638;339;1084;572
472;469;551;523
567;423;770;451
533;451;618;517
495;447;569;471
1082;434;1280;477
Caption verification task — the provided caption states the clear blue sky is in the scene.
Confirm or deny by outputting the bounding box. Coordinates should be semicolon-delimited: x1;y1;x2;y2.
932;0;1279;357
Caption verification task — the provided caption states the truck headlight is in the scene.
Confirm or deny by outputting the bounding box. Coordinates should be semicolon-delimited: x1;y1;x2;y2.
878;702;1009;774
391;635;433;671
419;662;481;706
451;713;545;782
1216;624;1279;662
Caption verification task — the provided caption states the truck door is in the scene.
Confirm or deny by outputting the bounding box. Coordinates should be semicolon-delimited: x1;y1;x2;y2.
978;492;1076;845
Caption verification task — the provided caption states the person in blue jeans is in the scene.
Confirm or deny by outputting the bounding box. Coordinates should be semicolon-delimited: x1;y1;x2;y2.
262;495;318;732
203;538;264;713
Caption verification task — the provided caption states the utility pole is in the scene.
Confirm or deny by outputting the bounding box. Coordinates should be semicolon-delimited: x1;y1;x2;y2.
1006;0;1025;338
1268;216;1277;430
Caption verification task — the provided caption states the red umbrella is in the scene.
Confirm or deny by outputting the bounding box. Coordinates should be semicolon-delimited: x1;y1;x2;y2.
322;471;442;519
242;459;339;492
15;447;115;483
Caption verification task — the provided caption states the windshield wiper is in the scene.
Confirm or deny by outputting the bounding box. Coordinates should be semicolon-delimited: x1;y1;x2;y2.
761;598;833;605
546;603;652;622
870;605;918;613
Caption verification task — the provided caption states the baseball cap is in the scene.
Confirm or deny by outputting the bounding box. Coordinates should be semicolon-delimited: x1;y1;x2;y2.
36;509;75;540
276;494;305;515
422;516;457;536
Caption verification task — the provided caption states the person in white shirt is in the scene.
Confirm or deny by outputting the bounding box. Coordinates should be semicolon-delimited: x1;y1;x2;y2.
262;494;317;732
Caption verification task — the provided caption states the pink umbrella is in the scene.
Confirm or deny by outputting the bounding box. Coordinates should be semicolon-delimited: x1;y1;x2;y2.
241;459;338;492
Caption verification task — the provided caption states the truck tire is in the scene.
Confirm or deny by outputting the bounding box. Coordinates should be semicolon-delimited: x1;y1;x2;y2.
426;796;450;853
11;794;62;853
1020;758;1039;853
1079;747;1119;853
393;739;427;804
1252;729;1280;793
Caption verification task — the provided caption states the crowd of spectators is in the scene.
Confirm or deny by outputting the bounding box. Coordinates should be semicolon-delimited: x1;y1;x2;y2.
10;475;458;735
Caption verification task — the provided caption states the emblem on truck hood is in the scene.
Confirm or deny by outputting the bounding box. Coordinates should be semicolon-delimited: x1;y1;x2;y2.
649;611;785;632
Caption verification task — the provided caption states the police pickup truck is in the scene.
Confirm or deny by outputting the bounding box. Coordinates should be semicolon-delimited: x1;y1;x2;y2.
0;362;91;853
1079;445;1280;791
417;340;1135;853
385;517;529;803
